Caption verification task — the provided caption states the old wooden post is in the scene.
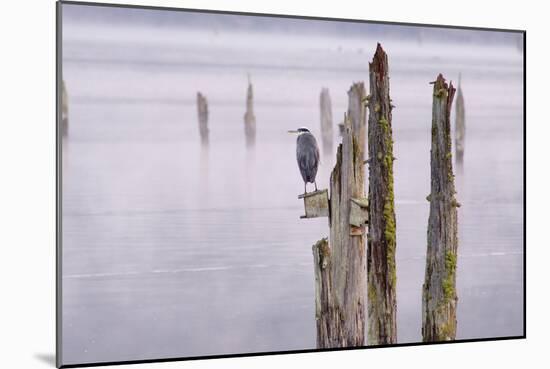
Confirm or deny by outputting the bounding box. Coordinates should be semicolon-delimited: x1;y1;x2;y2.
320;88;334;155
422;74;459;342
312;237;334;347
454;73;465;164
61;80;69;137
244;76;256;148
366;43;397;345
312;81;368;348
197;92;209;146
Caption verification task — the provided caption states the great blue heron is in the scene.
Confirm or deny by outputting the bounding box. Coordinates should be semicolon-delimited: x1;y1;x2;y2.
288;127;320;194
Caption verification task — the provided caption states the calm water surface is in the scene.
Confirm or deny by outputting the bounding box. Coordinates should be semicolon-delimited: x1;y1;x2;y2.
61;13;523;365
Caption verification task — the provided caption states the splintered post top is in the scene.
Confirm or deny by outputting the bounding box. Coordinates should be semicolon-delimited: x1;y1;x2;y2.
370;43;389;78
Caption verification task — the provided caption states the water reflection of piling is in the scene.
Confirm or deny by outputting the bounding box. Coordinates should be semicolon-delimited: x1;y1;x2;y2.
199;144;210;186
422;74;459;342
455;74;465;165
61;80;69;137
366;44;397;345
312;82;367;348
197;92;209;146
337;122;345;137
319;88;333;155
244;76;257;194
244;76;256;148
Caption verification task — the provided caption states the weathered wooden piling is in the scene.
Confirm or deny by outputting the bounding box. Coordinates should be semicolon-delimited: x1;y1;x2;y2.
244;76;256;147
454;74;465;164
366;43;397;345
422;74;459;342
320;88;334;155
312;82;368;348
197;92;209;146
61;80;69;136
312;238;335;347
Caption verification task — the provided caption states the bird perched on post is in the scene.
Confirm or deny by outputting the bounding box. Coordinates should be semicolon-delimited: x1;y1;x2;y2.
288;127;320;194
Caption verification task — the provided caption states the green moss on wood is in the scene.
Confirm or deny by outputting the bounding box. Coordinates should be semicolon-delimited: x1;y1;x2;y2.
378;115;397;289
442;251;457;302
368;279;377;303
384;194;396;289
434;88;447;98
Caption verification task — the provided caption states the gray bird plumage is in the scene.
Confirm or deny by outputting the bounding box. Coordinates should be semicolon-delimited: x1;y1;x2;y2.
292;127;320;194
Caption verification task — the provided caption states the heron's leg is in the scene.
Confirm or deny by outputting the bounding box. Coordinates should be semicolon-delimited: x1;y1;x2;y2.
304;182;307;194
314;182;318;191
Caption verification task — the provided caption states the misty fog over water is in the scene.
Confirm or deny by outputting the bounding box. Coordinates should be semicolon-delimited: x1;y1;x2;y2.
61;4;523;365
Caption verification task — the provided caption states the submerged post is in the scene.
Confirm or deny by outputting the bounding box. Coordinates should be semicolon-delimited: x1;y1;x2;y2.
455;74;465;164
319;88;334;155
244;76;256;148
366;43;397;345
422;74;459;342
61;80;69;137
197;92;209;146
312;81;367;348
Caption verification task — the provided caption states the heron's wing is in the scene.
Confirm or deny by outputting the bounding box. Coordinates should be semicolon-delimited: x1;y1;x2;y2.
297;134;320;182
309;136;320;171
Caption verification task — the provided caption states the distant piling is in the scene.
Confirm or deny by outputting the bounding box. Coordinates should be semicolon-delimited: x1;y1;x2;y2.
312;81;368;348
366;43;397;345
61;80;69;136
244;76;256;148
422;74;459;342
319;88;334;155
454;74;465;164
197;92;209;146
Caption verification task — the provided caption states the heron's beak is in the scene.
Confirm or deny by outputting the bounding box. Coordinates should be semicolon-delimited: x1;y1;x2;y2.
288;130;299;134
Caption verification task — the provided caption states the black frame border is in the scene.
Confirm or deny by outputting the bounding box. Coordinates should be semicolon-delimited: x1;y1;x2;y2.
56;1;527;367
